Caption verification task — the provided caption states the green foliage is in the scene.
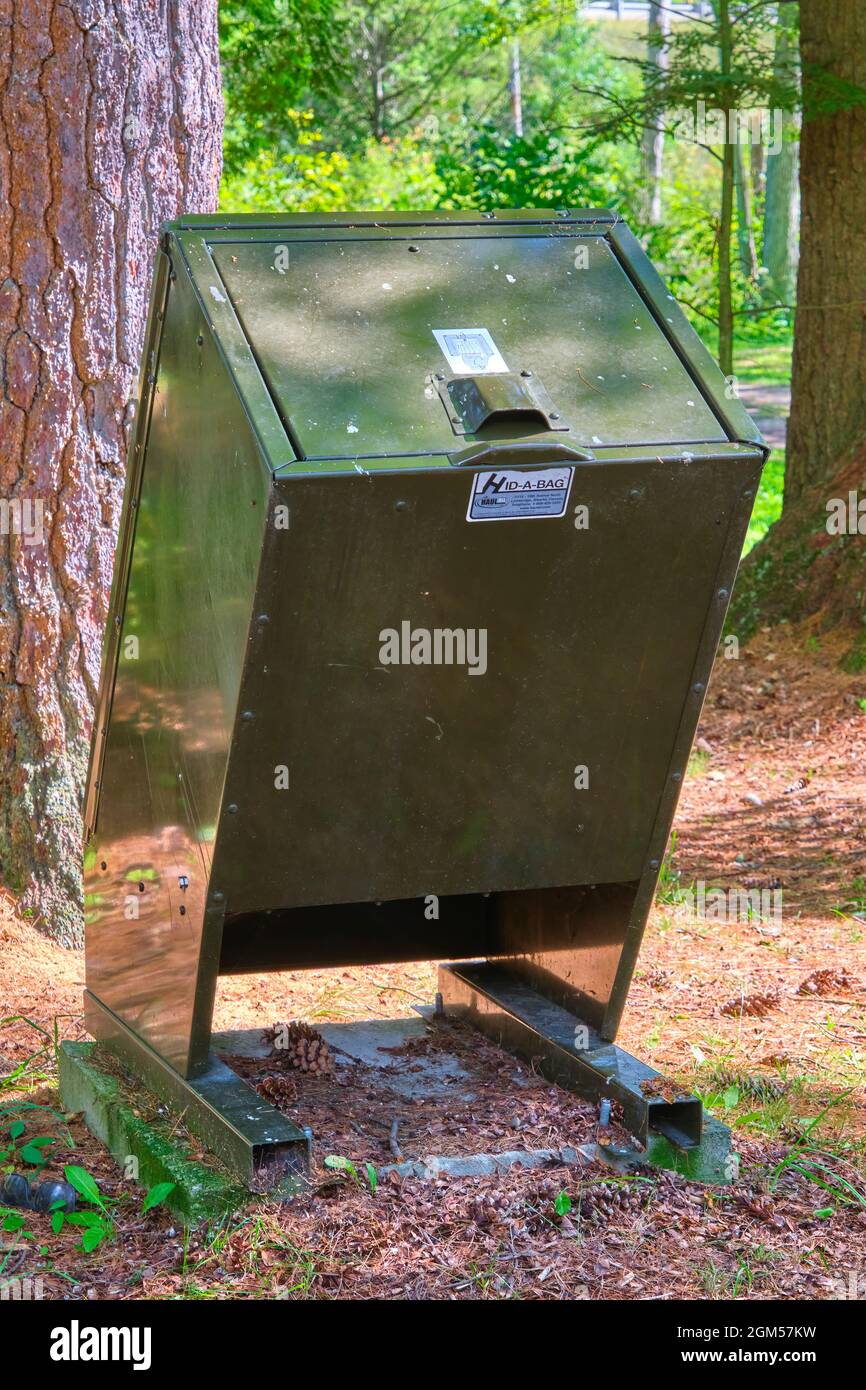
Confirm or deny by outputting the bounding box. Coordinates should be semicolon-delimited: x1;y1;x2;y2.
53;1165;116;1253
64;1164;104;1209
1;1111;61;1168
221;113;445;213
769;1092;866;1217
0;1015;54;1092
142;1182;176;1215
307;0;564;147
220;0;346;174
323;1154;378;1192
433;121;637;212
745;448;784;552
655;831;686;907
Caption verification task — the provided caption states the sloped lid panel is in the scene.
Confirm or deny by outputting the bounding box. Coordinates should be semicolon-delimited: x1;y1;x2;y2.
209;233;727;460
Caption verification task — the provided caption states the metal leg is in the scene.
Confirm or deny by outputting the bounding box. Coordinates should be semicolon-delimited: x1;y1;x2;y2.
85;991;310;1191
438;961;711;1156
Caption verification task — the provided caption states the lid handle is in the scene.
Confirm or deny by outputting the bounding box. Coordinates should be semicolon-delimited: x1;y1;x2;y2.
437;371;571;436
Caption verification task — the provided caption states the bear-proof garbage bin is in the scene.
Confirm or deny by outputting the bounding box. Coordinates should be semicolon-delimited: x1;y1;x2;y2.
83;209;766;1185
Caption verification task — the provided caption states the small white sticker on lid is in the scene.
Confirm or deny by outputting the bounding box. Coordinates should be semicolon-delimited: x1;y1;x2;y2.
433;328;508;375
467;467;574;522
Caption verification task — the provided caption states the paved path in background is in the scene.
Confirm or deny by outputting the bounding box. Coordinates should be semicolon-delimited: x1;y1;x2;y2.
737;381;790;450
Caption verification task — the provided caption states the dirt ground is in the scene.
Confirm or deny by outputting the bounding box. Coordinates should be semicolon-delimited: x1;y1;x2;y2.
1;626;865;1301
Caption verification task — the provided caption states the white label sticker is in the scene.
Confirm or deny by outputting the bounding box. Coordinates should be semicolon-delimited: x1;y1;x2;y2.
467;467;574;522
433;328;508;375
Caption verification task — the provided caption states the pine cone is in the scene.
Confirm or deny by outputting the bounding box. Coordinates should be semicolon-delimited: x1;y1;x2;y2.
257;1073;298;1109
266;1020;333;1075
713;1067;787;1103
578;1183;649;1226
721;990;780;1018
797;968;852;996
470;1193;511;1228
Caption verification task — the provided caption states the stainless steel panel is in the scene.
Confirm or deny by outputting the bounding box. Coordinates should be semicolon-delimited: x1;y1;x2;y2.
84;262;271;1074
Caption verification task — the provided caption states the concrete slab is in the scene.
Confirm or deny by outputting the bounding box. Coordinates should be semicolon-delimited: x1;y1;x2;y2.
213;1017;477;1101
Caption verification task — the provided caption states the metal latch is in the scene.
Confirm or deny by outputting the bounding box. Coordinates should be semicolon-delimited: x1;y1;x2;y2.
435;370;570;436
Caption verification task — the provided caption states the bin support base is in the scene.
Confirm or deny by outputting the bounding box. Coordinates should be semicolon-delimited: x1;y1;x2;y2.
438;962;734;1184
84;991;311;1192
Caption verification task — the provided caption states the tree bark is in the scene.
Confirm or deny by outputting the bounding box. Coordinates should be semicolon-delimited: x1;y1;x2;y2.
716;0;734;378
509;38;523;138
785;0;866;508
762;137;799;304
642;1;670;226
761;20;799;307
0;0;222;944
733;141;759;281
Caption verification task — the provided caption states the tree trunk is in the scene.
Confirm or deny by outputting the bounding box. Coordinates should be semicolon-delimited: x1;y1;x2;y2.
716;0;734;378
734;142;759;281
642;1;670;226
509;38;523;138
0;0;222;945
785;0;866;508
761;21;799;308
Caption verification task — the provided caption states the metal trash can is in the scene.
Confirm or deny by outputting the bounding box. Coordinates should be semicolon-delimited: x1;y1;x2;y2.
84;209;766;1183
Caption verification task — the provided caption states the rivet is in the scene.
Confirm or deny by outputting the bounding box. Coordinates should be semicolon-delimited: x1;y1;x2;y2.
196;334;204;346
672;772;682;782
241;710;254;721
717;588;729;599
693;681;705;693
408;244;420;253
550;412;560;421
649;858;660;870
520;369;532;378
227;803;238;814
256;613;269;623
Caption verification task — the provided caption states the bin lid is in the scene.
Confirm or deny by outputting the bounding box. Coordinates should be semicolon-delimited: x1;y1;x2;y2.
209;231;728;461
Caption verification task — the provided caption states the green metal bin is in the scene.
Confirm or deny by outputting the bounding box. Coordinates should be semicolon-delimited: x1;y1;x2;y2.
83;209;766;1185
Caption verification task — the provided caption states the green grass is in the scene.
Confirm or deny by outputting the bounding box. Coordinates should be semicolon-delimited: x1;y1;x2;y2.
745;447;785;553
685;335;790;554
733;340;793;390
737;342;789;554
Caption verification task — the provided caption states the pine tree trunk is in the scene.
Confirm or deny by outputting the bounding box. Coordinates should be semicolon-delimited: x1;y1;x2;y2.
509;38;523;138
734;142;759;281
0;0;222;945
718;141;735;377
642;1;670;226
785;0;866;508
716;0;734;378
761;22;799;307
